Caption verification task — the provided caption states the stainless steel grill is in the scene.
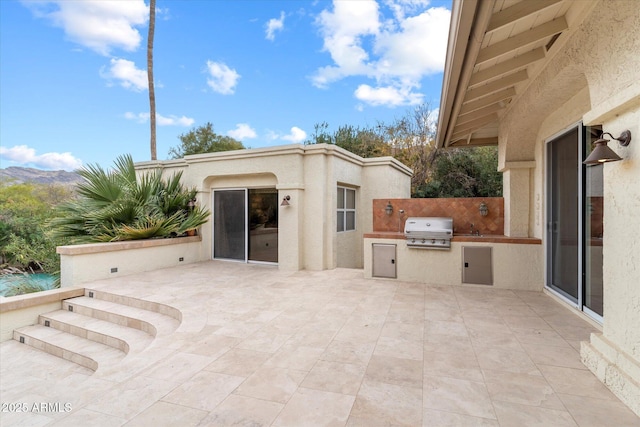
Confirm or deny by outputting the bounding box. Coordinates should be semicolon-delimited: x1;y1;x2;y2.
404;217;453;250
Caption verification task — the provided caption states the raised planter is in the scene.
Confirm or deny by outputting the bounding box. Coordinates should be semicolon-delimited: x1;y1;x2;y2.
57;236;203;287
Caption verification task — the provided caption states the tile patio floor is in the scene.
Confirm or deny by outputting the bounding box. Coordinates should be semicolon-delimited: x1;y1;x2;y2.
1;261;638;426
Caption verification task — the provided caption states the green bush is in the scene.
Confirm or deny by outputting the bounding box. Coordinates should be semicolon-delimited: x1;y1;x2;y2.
50;154;210;243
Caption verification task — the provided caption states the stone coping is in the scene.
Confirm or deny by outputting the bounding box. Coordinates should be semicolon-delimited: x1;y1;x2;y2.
57;235;201;255
364;232;541;244
0;287;85;313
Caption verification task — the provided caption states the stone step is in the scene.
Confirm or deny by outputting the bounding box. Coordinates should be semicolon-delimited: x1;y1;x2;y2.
39;310;153;353
13;325;125;371
84;289;182;321
62;296;180;337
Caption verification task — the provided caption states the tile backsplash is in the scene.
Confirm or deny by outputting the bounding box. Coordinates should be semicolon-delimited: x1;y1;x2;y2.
373;197;504;235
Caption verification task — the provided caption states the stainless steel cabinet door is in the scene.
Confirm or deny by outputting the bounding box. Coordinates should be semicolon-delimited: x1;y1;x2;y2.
372;244;396;278
462;246;492;285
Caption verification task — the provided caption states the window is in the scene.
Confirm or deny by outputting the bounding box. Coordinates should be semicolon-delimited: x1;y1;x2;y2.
337;186;356;232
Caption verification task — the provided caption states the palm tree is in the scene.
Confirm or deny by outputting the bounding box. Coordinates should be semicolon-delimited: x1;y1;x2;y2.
148;0;157;160
50;155;209;243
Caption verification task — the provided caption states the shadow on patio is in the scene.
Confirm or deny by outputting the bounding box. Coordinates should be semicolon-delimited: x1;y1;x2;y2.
1;261;638;426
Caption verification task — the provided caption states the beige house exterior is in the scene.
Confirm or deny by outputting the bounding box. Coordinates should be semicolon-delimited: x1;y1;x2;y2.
436;0;639;415
134;143;412;272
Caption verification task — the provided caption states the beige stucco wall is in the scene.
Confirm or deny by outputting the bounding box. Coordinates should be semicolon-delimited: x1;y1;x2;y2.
493;0;640;414
135;144;412;272
57;237;203;287
364;238;543;291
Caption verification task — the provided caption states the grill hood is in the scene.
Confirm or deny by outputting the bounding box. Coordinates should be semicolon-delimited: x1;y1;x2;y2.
404;217;453;250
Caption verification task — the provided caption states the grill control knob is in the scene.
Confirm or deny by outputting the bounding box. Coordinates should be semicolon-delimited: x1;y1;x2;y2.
431;239;435;244
421;239;426;243
411;238;415;243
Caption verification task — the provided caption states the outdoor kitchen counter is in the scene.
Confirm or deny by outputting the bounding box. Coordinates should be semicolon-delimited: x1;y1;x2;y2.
363;232;541;245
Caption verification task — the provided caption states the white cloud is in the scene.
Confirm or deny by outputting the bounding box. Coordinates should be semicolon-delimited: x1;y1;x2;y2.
355;84;423;106
281;127;307;143
0;145;82;171
313;0;450;107
227;123;257;140
101;58;147;91
373;7;450;78
265;11;285;41
22;0;148;56
313;0;380;88
206;61;240;95
383;0;431;21
124;112;194;127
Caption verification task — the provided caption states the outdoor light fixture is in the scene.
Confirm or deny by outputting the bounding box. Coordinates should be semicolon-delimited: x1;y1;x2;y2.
187;198;196;210
385;201;393;215
583;130;631;165
479;201;489;217
281;195;291;207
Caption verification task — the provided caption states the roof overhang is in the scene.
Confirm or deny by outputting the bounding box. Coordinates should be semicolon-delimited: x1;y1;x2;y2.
436;0;595;149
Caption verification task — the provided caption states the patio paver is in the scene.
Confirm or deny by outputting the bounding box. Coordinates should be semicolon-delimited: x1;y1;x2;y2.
1;261;638;426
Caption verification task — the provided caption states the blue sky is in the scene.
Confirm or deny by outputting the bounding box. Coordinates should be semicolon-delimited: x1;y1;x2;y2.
0;0;451;171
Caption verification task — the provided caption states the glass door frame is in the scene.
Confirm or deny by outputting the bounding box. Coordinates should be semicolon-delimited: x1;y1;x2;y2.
544;121;603;324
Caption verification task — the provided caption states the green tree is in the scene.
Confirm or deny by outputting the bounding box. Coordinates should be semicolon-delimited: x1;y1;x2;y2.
50;154;209;243
305;122;390;158
416;146;502;198
168;122;245;159
385;104;438;195
0;182;72;272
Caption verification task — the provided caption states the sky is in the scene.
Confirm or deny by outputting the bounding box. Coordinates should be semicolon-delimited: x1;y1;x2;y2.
0;0;452;171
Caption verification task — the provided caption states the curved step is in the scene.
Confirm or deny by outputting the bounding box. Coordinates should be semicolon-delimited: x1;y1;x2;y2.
85;289;182;321
62;297;180;337
39;310;153;353
13;325;125;371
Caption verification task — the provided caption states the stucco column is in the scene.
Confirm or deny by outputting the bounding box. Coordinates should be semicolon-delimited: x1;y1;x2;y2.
277;186;304;271
580;89;640;416
499;161;535;238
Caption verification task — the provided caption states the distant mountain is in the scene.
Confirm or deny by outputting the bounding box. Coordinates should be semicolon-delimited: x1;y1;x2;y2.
0;166;82;186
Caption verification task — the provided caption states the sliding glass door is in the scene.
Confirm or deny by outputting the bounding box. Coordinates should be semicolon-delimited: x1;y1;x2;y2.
546;123;603;319
547;127;580;302
248;189;278;263
213;190;246;261
213;188;279;263
584;135;604;317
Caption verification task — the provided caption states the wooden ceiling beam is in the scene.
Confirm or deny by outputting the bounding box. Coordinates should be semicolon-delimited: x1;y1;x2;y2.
487;0;564;33
470;48;545;87
477;17;568;64
457;102;504;125
464;69;527;102
459;87;515;115
450;137;499;147
452;113;499;137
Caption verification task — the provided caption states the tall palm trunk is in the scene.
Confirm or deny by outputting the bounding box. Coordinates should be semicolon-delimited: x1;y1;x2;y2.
147;0;157;160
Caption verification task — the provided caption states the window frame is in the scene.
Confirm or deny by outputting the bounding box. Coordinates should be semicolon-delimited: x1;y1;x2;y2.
337;186;356;233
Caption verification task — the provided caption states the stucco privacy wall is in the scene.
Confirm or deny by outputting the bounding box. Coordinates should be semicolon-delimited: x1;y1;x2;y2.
494;0;640;414
135;144;412;271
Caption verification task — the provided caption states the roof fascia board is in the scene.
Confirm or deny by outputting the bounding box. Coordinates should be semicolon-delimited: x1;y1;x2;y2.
436;0;497;148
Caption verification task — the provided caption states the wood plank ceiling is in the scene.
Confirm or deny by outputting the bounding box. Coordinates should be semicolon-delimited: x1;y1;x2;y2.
437;0;592;148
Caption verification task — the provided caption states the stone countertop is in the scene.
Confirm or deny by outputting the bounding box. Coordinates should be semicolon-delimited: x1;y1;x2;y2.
363;232;541;245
